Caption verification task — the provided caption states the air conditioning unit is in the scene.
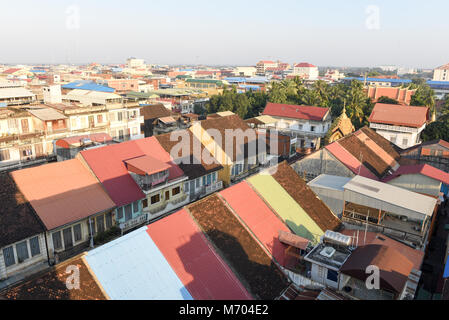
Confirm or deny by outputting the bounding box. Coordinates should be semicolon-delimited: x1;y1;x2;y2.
320;246;336;258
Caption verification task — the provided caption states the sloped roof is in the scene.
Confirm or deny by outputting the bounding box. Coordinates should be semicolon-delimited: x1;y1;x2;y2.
219;181;290;266
436;63;449;70
294;63;316;68
125;155;171;176
368;103;429;128
187;194;289;299
155;130;222;179
55;133;112;148
140;103;173;120
80;137;184;207
341;244;414;293
11;159;116;230
84;227;192;300
247;172;324;243
1;254;107;300
271;162;342;232
382;164;449;185
147;209;252;300
28;108;67;121
262;102;329;121
0;173;45;248
62;80;115;93
0;87;35;99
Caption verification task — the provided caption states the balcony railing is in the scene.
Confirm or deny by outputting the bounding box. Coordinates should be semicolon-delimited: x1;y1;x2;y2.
370;123;420;134
205;180;223;194
119;213;148;231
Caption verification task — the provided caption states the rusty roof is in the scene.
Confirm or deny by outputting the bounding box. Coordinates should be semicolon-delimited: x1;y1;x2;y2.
369;103;429;128
140;103;173;120
271;161;342;232
0;173;45;248
1;254;107;300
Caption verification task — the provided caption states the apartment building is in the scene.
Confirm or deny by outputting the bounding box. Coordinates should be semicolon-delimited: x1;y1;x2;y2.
433;63;449;82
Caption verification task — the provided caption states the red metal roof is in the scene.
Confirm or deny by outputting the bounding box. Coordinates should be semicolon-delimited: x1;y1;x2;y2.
294;63;316;68
262;102;329;121
147;209;252;300
369;103;429;128
80;137;184;207
55;133;112;149
11;159;115;230
125;155;171;176
325;142;379;180
383;164;449;185
219;181;289;266
2;68;21;74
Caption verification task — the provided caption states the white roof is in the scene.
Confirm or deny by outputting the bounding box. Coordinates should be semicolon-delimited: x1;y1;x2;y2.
308;174;351;192
0;87;35;99
66;89;121;99
343;175;437;217
28;108;67;121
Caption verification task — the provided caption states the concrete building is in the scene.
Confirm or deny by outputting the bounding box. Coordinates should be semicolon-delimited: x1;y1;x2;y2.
293;63;319;79
433;63;449;82
368;103;430;149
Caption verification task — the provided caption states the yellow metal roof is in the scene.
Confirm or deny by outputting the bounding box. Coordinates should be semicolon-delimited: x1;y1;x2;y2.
247;173;324;244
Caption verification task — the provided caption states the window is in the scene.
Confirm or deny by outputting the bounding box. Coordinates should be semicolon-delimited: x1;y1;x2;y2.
16;241;29;262
52;231;62;250
206;174;212;186
97;115;103;123
310;126;315;132
132;201;139;213
390;136;397;144
88;219;96;236
117;207;124;220
202;176;206;185
3;246;15;267
105;212;113;229
184;182;189;192
96;215;105;233
0;149;10;161
165;190;170;200
73;224;82;242
117;112;123;122
195;178;200;188
124;204;133;221
151;194;160;204
402;138;408;146
172;187;181;196
63;227;73;249
212;172;217;183
30;236;40;257
142;199;148;208
327;269;338;282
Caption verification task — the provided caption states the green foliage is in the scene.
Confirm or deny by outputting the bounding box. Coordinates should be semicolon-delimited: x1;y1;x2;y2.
377;96;399;104
94;226;121;245
205;79;374;128
410;81;435;112
422;120;449;142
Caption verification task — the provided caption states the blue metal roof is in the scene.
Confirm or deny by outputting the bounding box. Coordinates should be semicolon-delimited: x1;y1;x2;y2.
343;77;412;84
30;69;46;73
84;227;193;300
224;77;269;84
62;80;115;93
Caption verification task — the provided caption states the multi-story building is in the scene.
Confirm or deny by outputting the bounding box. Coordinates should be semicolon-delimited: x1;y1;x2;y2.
433;63;449;82
256;60;278;75
368;103;429;149
0;83;36;106
293;63;319;79
261;102;332;151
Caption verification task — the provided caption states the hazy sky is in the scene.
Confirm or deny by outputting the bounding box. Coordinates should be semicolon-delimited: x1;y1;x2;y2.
1;0;448;68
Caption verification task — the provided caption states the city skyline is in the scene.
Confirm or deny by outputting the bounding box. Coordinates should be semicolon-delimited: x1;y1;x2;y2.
1;0;448;68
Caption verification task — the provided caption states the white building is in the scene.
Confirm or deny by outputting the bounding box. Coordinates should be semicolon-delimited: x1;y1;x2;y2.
368;103;429;149
256;60;278;75
293;63;319;79
127;57;146;69
433;63;449;82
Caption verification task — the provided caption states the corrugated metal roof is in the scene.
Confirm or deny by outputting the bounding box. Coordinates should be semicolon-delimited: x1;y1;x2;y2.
383;164;449;186
11;159;116;230
147;209;252;300
84;227;192;300
247;173;324;243
62;80;115;93
343;175;437;217
219;181;290;266
308;174;351;191
28;108;67;121
369;103;429;128
0;87;35;99
263;102;329;121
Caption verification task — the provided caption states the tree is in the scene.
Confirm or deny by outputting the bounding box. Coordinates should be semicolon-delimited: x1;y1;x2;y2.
421;121;449;142
377;96;399;104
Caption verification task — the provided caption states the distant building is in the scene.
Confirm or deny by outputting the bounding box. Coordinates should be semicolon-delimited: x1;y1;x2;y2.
126;58;145;69
293;63;319;79
256;60;278;75
366;86;416;105
433;63;449;82
368;103;430;149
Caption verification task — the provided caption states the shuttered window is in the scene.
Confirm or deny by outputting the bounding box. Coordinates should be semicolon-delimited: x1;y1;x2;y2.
96;215;105;233
30;236;41;257
124;204;132;221
132;201;139;213
73;224;82;242
16;241;29;262
52;231;62;250
105;212;113;229
2;246;15;267
117;207;123;220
